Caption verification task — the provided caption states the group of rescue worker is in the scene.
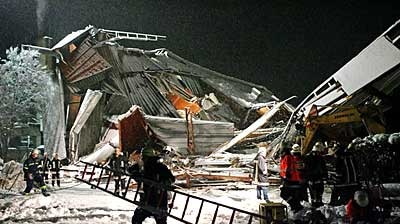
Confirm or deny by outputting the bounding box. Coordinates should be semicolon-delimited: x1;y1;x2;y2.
22;138;383;223
22;148;62;196
274;141;384;223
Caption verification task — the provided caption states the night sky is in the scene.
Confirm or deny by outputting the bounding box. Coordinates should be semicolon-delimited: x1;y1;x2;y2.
1;0;399;105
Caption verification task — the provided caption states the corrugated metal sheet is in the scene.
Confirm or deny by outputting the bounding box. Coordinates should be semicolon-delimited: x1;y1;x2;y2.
333;37;400;95
120;73;179;117
145;115;234;155
60;38;112;84
95;45;162;73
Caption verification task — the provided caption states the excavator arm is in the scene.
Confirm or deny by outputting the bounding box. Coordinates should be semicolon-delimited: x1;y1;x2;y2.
302;105;385;155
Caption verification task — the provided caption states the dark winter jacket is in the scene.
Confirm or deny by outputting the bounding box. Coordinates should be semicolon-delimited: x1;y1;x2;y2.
50;158;62;172
305;151;327;182
109;154;128;175
23;156;42;176
143;157;175;209
41;156;50;173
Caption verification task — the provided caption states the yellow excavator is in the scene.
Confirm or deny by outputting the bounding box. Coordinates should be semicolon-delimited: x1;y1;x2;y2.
301;103;386;155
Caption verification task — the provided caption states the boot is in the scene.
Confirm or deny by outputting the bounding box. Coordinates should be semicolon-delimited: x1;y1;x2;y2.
42;189;50;197
41;186;50;197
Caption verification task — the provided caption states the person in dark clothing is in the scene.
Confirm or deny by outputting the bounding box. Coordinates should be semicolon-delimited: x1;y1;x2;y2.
109;147;129;196
41;152;50;184
280;142;303;212
23;149;50;196
328;144;360;206
132;141;175;224
50;153;62;187
256;146;269;201
291;144;308;202
305;142;327;208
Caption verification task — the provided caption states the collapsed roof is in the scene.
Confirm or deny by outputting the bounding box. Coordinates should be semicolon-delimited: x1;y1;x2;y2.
55;25;278;124
48;25;282;160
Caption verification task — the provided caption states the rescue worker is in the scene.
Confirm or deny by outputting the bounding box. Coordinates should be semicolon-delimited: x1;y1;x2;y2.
256;146;269;202
50;153;62;187
109;147;128;196
291;144;308;202
23;149;50;196
329;144;360;206
280;142;303;212
41;152;50;184
304;142;327;207
346;190;378;223
128;149;145;201
132;139;175;224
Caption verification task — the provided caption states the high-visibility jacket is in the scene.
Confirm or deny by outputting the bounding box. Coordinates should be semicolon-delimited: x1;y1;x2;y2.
291;155;304;182
280;154;295;180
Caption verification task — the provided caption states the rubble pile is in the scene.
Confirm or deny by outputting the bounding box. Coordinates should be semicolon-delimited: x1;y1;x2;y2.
348;132;400;183
0;160;25;192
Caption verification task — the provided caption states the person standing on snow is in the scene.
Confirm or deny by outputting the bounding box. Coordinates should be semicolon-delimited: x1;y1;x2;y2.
41;152;50;185
256;145;270;202
280;142;303;212
291;144;308;202
50;153;62;187
304;142;327;207
23;149;50;196
132;139;175;224
109;147;128;196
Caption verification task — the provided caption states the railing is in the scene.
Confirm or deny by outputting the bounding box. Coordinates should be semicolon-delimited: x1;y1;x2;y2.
99;29;167;42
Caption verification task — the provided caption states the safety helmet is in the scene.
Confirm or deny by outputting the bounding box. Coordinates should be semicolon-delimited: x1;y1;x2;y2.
291;144;301;153
354;190;369;207
141;147;157;158
258;146;267;155
32;149;40;155
312;142;324;152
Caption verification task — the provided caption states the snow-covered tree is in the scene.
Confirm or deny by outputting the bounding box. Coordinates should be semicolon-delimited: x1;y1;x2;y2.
0;47;52;158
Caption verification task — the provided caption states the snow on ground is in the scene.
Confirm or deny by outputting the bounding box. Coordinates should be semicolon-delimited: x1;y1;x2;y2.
0;182;273;224
1;183;134;224
0;180;352;224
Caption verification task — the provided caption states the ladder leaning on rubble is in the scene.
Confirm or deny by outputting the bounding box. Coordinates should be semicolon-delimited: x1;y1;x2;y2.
76;161;268;224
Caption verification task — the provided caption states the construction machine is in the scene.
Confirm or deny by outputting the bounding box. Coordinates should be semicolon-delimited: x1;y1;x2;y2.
300;103;386;155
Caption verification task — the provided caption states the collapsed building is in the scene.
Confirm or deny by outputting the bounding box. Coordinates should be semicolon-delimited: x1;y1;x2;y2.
30;25;292;164
281;19;400;153
274;19;400;190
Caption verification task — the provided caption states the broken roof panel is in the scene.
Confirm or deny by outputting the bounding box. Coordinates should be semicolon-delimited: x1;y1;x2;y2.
52;25;94;50
295;20;400;117
333;37;400;95
95;44;163;73
145;115;234;155
117;72;179;117
60;37;112;84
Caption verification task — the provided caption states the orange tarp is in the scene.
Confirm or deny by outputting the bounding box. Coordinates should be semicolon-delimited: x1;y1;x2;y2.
167;93;201;114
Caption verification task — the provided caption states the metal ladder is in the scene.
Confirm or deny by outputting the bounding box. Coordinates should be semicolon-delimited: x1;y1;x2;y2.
99;28;167;42
76;161;269;224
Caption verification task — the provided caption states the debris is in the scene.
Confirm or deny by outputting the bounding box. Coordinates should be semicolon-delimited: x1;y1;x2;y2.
212;100;288;154
0;160;25;192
